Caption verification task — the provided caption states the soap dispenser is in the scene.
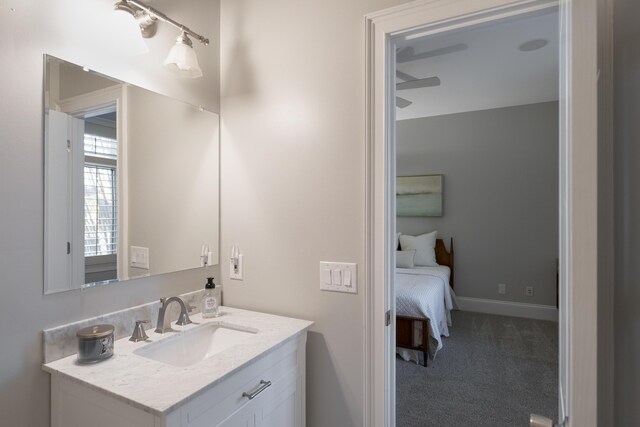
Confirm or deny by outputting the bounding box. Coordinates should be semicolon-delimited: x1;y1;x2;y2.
201;277;220;318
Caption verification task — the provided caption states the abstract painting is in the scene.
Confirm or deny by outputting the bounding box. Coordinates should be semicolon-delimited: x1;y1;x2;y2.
396;175;443;217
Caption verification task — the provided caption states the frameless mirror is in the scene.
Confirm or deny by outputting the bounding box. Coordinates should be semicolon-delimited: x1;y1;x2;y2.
43;55;219;294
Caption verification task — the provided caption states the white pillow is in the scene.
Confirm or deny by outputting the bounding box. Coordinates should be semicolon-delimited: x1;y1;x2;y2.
396;250;415;268
399;231;438;266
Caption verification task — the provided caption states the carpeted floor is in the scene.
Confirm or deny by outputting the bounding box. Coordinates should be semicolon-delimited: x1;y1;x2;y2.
396;310;558;427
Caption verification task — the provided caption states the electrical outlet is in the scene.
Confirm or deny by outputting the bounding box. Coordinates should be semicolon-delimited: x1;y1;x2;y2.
230;254;243;280
525;286;534;297
130;246;149;270
230;245;243;280
498;283;506;294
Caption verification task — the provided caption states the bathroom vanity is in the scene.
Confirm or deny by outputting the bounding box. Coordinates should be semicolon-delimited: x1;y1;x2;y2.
43;307;312;427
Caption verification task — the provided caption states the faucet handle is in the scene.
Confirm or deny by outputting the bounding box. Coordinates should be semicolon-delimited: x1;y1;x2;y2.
129;320;150;342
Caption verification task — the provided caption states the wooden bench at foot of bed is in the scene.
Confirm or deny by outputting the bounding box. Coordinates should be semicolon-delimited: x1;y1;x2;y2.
396;316;430;367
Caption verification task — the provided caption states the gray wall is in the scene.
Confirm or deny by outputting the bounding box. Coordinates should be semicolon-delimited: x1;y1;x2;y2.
397;102;559;306
614;0;640;424
0;1;220;426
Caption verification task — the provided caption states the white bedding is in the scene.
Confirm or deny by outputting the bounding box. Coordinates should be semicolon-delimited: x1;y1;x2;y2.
395;266;454;362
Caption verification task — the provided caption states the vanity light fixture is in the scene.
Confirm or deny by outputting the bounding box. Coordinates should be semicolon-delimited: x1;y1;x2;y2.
113;0;209;78
113;0;157;38
164;32;203;78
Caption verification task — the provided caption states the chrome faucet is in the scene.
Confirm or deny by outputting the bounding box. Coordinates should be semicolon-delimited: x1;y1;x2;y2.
155;296;193;333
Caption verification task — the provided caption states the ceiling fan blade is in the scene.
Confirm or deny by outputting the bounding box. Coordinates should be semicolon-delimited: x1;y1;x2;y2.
396;97;412;108
397;76;441;91
396;70;418;82
396;47;416;63
397;43;468;63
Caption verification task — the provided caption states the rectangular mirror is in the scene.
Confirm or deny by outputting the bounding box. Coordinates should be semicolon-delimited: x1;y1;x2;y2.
43;55;219;294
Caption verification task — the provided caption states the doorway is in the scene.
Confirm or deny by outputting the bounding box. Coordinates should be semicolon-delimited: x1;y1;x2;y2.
364;1;602;426
393;10;559;425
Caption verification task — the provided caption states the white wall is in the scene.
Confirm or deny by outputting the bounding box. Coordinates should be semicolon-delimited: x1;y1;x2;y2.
218;0;406;425
0;1;219;426
614;0;640;424
397;102;559;306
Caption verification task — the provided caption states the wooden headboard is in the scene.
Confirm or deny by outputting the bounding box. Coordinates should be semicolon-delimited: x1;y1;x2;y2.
435;238;454;289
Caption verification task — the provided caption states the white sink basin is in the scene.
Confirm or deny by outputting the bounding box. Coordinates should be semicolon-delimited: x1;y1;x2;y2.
134;322;257;367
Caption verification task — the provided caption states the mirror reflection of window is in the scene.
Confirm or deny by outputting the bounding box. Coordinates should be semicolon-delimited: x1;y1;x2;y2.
83;111;118;283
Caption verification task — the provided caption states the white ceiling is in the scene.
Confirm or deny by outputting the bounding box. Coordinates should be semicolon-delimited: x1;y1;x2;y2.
396;10;559;121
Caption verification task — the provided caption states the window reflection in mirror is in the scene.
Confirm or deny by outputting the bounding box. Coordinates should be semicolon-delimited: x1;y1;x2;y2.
84;111;118;283
43;55;220;295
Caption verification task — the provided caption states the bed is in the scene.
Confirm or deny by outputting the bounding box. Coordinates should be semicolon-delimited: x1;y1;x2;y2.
396;238;454;366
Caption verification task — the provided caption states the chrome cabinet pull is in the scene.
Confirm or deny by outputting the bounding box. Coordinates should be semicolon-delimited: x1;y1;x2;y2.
242;380;271;400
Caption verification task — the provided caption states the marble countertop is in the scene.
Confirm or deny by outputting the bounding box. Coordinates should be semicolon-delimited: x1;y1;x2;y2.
42;307;313;416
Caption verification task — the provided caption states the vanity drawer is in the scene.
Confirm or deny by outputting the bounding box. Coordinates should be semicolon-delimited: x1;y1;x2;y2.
176;337;301;427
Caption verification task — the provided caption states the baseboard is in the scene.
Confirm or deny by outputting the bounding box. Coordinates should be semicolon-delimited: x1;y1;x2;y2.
455;297;558;322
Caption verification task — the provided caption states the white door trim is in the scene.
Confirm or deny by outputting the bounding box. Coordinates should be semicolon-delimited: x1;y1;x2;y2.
559;1;599;424
363;0;602;426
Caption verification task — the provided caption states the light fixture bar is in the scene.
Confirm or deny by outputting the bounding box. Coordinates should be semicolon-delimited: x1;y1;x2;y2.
125;0;209;45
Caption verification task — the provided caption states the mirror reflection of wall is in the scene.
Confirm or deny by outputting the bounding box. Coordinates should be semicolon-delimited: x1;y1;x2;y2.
43;55;220;295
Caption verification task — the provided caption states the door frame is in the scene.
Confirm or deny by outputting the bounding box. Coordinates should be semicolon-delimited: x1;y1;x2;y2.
363;0;609;426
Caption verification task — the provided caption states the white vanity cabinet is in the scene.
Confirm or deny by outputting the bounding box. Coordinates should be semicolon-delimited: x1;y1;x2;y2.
49;331;307;427
169;336;305;427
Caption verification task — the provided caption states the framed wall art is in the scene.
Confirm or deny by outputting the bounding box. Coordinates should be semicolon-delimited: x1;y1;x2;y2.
396;174;443;217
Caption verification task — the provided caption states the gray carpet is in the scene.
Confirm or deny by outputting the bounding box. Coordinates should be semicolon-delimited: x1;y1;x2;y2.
396;311;558;427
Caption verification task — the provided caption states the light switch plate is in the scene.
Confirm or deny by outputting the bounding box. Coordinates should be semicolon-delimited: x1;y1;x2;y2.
130;246;149;270
319;262;357;294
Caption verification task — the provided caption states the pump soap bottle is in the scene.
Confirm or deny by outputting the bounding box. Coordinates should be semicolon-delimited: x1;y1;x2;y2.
201;277;220;318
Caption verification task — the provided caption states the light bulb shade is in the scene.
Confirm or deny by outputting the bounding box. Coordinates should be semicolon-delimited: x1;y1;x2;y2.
164;35;203;78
